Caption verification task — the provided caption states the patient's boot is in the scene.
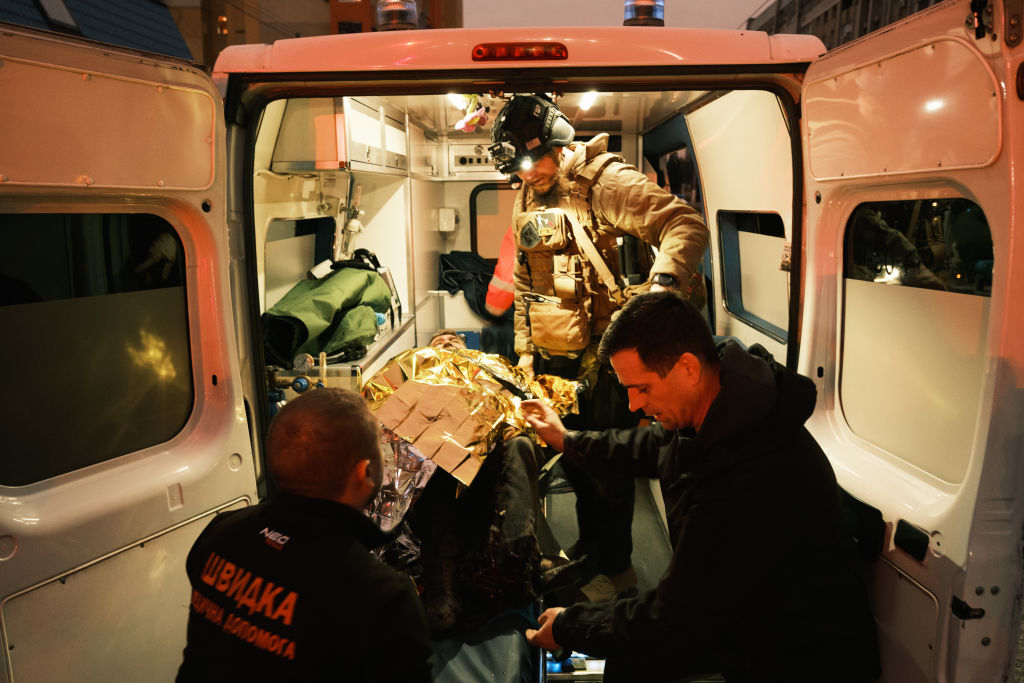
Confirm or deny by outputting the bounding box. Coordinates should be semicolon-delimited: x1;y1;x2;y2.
421;557;460;633
536;555;593;607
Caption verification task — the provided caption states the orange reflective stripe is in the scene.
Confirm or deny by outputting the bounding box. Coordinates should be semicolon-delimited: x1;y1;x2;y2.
486;225;516;315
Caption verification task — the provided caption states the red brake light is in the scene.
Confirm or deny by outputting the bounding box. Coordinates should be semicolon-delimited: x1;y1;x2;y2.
472;42;569;61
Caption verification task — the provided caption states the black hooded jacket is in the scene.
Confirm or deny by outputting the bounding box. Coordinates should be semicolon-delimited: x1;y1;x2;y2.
552;341;880;682
176;492;433;682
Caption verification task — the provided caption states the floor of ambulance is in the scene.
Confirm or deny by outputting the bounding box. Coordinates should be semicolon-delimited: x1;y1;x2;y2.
431;475;709;682
542;478;727;682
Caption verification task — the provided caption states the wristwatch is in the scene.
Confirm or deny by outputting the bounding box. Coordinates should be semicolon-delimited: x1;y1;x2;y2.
651;273;678;288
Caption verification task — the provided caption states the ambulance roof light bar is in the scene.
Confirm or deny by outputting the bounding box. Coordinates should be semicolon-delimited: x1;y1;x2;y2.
624;0;665;27
374;0;418;31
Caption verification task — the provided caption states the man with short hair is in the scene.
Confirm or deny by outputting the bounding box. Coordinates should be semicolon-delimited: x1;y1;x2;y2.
489;93;710;602
427;328;466;351
521;292;881;682
176;388;433;682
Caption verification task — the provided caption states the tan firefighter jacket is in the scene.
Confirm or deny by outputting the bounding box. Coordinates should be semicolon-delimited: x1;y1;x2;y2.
511;134;709;357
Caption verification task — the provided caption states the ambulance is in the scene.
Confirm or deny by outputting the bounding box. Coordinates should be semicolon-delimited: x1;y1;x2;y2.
1;0;1021;679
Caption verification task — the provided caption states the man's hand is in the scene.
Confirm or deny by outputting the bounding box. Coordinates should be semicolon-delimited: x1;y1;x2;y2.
520;399;567;452
525;607;565;650
517;352;535;379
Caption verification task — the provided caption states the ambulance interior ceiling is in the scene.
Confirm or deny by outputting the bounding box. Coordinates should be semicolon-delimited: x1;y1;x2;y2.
251;86;739;320
401;90;713;136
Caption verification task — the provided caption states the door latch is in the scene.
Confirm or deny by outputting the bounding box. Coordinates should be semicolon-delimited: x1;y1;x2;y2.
968;0;993;40
951;596;986;621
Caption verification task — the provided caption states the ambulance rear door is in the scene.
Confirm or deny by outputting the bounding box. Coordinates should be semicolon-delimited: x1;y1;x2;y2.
682;52;814;365
0;23;257;682
798;1;1024;680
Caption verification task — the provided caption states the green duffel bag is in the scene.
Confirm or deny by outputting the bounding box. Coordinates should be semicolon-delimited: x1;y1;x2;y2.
262;267;392;367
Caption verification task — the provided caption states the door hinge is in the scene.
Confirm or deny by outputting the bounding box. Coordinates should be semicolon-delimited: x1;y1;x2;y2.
1006;0;1023;47
951;596;986;621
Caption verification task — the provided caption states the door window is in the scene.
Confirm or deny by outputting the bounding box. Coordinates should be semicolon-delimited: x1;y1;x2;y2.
841;199;991;482
470;182;517;259
718;211;788;341
0;213;193;486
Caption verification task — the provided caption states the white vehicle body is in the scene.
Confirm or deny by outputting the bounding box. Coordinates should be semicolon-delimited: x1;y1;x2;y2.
0;0;1021;680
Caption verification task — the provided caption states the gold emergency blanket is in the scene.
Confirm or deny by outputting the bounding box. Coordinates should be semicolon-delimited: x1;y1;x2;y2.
364;347;578;485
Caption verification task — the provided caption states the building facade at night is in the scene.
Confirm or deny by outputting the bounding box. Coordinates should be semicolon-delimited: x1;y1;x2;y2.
746;0;947;49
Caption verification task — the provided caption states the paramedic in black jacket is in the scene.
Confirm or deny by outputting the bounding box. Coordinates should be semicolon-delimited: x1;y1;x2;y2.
176;388;433;682
521;292;880;683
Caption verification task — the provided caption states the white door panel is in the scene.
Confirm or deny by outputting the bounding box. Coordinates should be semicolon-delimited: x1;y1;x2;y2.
872;559;939;683
0;25;253;683
805;37;1001;181
800;1;1024;680
842;281;989;488
687;89;794;358
3;501;246;683
0;46;216;190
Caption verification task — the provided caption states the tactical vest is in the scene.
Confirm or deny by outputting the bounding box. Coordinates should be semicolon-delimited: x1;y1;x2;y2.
512;136;654;356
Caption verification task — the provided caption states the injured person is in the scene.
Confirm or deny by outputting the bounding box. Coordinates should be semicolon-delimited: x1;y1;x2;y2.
362;329;578;635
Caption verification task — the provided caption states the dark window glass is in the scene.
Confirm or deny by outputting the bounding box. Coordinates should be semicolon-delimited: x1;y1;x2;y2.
844;199;992;295
0;214;193;485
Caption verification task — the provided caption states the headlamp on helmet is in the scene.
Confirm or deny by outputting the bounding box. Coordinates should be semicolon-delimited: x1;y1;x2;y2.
488;94;574;175
488;140;522;175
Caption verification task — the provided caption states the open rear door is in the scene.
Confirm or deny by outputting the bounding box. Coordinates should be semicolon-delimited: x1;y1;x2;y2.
686;72;810;365
799;2;1024;681
0;24;257;682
